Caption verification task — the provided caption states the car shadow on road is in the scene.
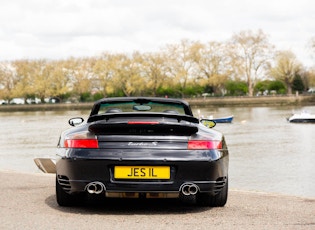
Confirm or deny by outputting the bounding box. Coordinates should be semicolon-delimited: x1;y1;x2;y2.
45;194;213;215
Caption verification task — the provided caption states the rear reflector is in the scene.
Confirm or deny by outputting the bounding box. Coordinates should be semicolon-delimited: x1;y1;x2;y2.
128;121;159;125
187;140;222;150
64;139;99;148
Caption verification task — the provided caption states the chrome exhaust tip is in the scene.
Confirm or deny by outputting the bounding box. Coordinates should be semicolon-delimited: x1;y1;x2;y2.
180;183;199;196
85;182;105;194
188;184;199;195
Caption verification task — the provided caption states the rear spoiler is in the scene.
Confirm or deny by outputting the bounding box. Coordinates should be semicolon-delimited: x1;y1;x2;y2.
87;112;199;124
89;121;198;136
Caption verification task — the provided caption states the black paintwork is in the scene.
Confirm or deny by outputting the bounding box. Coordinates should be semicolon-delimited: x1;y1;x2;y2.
56;97;229;199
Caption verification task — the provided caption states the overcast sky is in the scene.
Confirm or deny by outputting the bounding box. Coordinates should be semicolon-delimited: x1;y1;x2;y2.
1;0;314;67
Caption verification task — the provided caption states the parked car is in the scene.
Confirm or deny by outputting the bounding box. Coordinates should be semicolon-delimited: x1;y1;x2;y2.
0;99;8;105
307;88;315;94
44;97;61;103
9;98;25;105
26;98;41;104
56;97;229;207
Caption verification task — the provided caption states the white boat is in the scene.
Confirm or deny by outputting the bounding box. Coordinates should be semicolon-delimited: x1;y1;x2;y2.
287;111;315;123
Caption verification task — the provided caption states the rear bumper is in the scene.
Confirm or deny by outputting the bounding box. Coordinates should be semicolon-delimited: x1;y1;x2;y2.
56;149;229;195
57;175;227;197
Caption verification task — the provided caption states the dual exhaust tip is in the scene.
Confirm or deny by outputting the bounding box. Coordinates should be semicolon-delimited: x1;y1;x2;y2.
180;183;199;196
85;181;199;196
85;182;105;194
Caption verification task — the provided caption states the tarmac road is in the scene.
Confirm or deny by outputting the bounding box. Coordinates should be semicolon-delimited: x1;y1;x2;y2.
0;170;314;230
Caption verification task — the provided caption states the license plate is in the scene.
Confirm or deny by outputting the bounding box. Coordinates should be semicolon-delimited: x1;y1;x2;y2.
114;166;170;179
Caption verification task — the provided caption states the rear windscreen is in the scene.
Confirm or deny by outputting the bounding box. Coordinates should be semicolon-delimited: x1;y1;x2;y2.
97;102;186;115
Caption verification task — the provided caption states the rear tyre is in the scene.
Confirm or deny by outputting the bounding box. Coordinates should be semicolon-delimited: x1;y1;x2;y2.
56;176;82;206
197;177;228;207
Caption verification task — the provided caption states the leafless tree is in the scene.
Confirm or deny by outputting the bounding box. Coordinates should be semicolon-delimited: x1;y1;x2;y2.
269;50;302;95
229;29;274;96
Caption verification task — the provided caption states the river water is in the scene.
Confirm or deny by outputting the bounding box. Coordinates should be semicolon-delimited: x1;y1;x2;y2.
0;105;314;198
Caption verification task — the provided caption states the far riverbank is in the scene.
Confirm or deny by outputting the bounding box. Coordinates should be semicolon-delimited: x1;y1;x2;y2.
1;95;314;112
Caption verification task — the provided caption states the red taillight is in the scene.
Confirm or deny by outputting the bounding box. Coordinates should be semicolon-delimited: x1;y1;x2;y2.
187;140;222;150
64;139;99;148
128;121;159;125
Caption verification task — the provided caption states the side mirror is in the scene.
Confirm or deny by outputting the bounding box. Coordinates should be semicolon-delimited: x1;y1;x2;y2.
200;119;216;128
69;117;84;126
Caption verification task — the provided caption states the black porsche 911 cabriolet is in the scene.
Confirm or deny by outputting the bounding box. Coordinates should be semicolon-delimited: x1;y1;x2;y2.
56;97;229;207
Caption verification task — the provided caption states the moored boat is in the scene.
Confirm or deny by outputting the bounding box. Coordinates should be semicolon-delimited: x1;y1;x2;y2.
208;115;234;123
287;112;315;123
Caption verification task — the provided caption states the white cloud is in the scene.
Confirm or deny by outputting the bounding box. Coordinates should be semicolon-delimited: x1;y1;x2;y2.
0;0;314;67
